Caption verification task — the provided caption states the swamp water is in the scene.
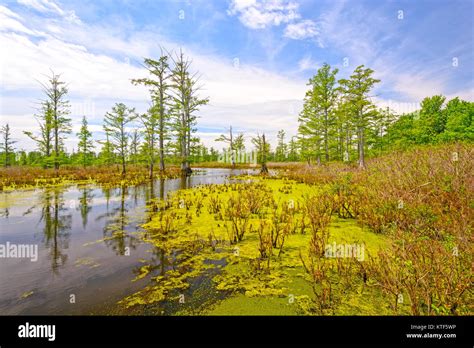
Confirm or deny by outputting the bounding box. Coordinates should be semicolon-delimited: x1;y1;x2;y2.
0;168;254;315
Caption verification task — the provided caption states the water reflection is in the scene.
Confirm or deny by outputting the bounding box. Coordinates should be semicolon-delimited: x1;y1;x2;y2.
78;186;94;229
101;187;139;256
160;178;165;200
180;175;191;190
0;168;255;314
0;207;9;218
40;189;71;273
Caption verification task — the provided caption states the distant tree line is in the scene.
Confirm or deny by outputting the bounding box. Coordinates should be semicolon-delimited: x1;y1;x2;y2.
294;63;473;167
1;62;472;171
1;50;211;176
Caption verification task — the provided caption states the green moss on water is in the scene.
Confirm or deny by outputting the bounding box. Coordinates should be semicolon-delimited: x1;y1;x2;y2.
205;294;298;315
118;178;392;315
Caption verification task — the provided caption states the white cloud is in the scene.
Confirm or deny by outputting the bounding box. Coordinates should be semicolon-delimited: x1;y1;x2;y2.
0;5;45;36
316;1;473;106
0;4;21;19
373;98;420;115
17;0;81;24
0;32;149;101
316;1;387;67
447;87;474;102
297;54;320;72
227;0;322;45
227;0;299;29
392;73;445;101
0;4;307;152
18;0;62;14
284;20;318;40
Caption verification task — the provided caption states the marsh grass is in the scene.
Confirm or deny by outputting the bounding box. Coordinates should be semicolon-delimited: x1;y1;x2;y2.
286;143;473;315
0;165;182;190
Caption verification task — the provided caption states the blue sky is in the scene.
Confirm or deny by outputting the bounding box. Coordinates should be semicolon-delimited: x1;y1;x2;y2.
0;0;473;151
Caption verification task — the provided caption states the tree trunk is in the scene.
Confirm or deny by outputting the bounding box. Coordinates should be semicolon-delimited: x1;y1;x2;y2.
345;127;350;162
358;127;365;168
180;110;191;176
159;144;165;172
230;126;235;168
54;98;59;171
324;110;329;162
149;136;155;179
159;178;165;200
261;134;269;174
339;132;343;161
182;111;192;176
149;161;154;180
54;131;59;170
159;88;166;172
4;146;8;167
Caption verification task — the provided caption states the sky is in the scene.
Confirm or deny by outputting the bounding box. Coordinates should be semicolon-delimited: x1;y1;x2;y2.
0;0;473;152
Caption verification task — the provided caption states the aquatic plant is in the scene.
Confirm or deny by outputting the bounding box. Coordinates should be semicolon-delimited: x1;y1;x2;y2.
224;194;252;244
207;195;221;214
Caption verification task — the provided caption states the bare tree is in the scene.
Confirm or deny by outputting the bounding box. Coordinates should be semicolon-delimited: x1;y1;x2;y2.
215;125;244;168
252;133;269;174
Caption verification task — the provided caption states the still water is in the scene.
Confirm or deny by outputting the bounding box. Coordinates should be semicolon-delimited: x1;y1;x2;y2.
0;168;252;315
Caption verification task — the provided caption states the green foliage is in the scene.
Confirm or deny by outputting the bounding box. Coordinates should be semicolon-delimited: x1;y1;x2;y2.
338;65;380;167
169;49;209;174
76;116;94;167
44;71;71;169
0;123;16;167
298;63;339;163
386;96;473;149
437;97;473;142
24;99;55;167
103;103;137;174
275;129;287;161
132;54;172;173
295;63;472;164
417;95;447;142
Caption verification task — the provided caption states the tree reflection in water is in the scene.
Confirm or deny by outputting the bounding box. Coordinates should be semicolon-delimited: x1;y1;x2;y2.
102;186;139;256
39;188;71;273
78;186;94;229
